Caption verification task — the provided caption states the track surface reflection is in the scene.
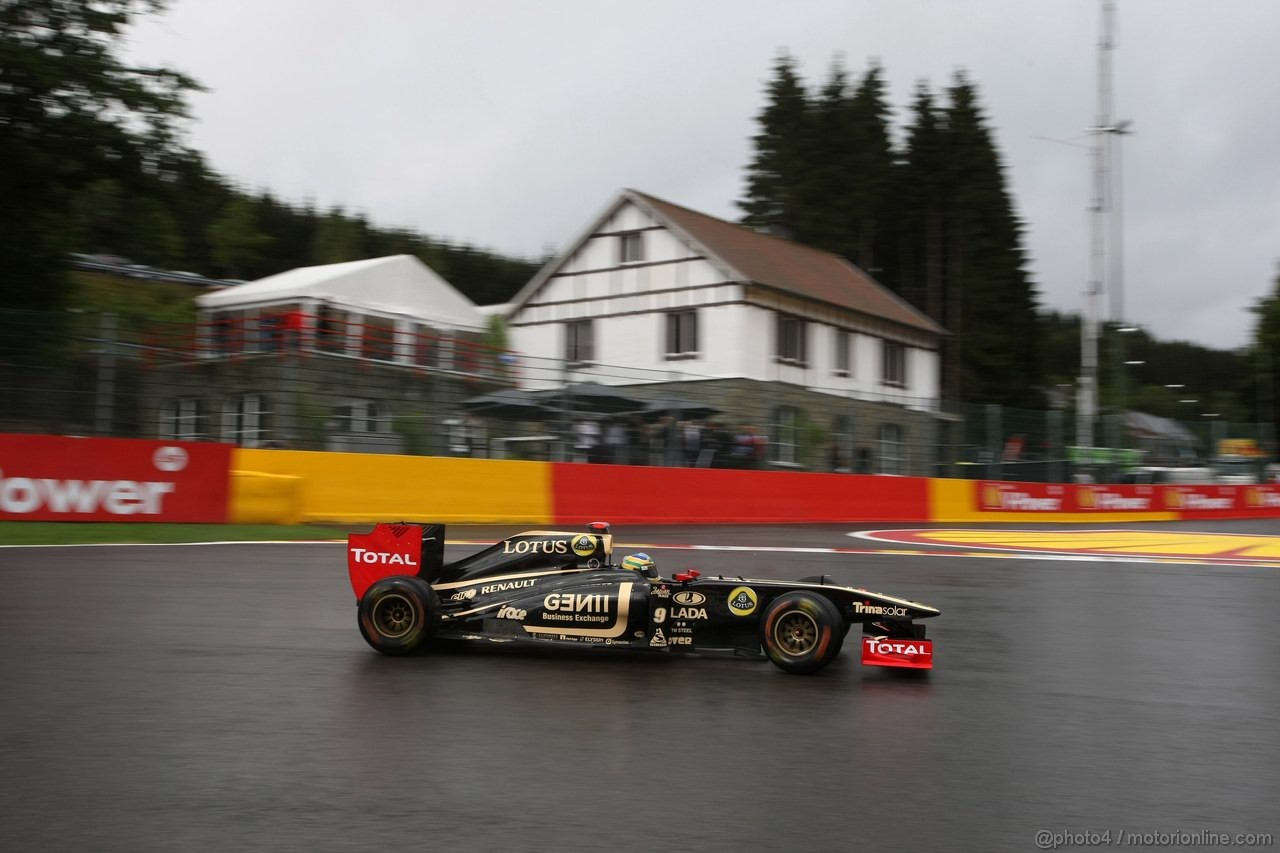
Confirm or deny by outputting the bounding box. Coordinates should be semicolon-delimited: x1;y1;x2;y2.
2;522;1277;851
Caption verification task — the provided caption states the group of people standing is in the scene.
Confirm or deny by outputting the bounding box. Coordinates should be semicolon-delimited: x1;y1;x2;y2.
572;416;768;468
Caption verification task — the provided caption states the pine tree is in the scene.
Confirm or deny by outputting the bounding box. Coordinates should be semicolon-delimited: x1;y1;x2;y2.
843;62;894;272
788;60;850;251
1250;263;1280;439
739;53;810;232
893;82;949;317
941;73;1041;407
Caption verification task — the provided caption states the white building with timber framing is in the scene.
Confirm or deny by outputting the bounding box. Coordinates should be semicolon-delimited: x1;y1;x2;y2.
504;190;949;474
506;189;945;404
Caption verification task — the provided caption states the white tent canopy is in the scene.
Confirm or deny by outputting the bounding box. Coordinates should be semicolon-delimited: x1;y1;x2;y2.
196;255;486;332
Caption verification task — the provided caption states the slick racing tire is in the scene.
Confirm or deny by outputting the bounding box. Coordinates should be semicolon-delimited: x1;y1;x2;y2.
760;592;845;674
358;576;439;656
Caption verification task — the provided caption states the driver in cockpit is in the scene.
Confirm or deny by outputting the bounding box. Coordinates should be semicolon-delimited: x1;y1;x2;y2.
620;552;659;580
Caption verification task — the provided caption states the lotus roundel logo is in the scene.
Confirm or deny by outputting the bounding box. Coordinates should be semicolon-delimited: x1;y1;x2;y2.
727;587;758;617
153;446;189;472
571;535;597;557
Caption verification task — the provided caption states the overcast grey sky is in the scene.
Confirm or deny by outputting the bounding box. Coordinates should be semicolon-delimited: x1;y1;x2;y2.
129;0;1280;350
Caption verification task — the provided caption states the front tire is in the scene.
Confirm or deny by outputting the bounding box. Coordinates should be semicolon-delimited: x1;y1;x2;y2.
358;576;439;655
759;592;844;674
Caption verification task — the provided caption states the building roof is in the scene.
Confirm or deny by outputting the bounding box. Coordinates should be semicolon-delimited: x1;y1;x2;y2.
196;255;485;331
627;191;944;335
507;189;945;337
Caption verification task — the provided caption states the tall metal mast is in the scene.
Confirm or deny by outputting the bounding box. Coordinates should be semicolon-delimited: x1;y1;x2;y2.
1078;0;1118;452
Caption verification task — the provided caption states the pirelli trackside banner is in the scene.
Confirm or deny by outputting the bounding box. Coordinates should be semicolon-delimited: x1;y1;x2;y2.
0;434;231;522
977;481;1280;517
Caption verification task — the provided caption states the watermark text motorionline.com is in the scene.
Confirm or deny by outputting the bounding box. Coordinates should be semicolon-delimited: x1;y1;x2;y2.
1035;830;1273;850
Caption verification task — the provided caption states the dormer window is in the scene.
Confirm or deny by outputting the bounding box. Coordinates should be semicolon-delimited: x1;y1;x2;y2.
618;232;644;264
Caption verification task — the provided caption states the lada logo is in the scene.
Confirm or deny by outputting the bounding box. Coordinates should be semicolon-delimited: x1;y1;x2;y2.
672;591;706;606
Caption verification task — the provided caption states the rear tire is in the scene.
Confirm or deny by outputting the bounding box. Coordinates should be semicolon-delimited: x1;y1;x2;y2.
759;592;844;674
358;576;439;656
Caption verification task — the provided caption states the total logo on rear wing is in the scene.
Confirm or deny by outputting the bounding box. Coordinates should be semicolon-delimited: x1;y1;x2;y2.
348;524;424;599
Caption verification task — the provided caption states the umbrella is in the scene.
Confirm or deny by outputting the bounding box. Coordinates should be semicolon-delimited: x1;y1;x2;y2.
541;381;646;415
461;388;556;421
639;398;721;421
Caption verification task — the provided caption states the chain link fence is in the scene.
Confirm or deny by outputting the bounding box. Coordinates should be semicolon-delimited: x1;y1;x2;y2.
2;309;1272;482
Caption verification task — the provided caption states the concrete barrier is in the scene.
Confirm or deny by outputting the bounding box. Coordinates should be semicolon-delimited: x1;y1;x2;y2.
551;463;930;524
229;470;303;525
230;449;553;524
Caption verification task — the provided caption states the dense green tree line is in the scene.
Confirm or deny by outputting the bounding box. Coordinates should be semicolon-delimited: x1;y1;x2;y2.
1249;265;1280;437
741;55;1041;408
1039;310;1258;426
0;0;539;314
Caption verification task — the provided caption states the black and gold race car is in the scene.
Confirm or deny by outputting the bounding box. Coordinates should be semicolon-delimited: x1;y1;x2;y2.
347;522;939;674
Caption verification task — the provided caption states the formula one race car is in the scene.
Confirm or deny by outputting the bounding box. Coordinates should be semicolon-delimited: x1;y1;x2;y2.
346;522;939;674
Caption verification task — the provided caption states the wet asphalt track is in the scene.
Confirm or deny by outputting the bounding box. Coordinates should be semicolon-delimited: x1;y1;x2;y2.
2;522;1278;852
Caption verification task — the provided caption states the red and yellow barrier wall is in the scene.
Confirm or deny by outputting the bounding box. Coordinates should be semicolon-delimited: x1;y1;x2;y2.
3;434;1279;525
229;448;1280;525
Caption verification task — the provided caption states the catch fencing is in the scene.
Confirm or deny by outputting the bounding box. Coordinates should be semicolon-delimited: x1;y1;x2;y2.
0;309;1271;482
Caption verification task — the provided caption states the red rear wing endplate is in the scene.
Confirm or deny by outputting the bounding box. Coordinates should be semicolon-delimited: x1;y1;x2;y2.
347;524;424;599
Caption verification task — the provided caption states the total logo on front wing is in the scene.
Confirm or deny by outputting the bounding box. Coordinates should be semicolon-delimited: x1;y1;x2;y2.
861;636;933;670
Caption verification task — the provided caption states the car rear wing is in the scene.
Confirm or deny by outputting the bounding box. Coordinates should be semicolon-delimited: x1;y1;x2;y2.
347;523;445;599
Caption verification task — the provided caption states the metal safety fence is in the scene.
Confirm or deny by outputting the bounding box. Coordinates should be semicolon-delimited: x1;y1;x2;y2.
1;309;1272;483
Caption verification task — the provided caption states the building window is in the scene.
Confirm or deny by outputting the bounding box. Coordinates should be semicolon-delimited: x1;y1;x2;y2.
413;324;438;368
879;423;905;475
665;310;698;359
882;340;907;387
445;416;484;457
160;398;203;441
412;326;455;371
831;414;853;472
359;315;397;361
316;304;345;353
772;406;799;465
566;319;594;364
776;314;807;364
209;311;240;355
619;232;644;264
224;394;270;447
834;329;851;376
333;400;387;434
